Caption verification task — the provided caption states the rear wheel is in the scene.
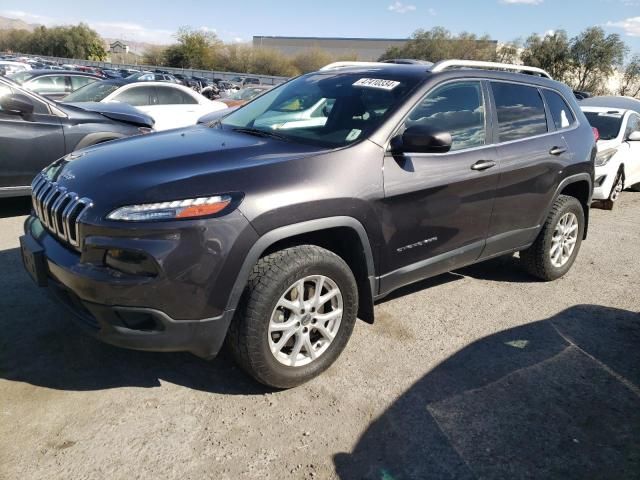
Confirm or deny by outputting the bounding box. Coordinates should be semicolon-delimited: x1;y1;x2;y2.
520;195;584;281
227;245;358;388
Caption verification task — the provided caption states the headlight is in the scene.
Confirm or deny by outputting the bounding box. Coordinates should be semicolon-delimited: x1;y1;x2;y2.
595;149;617;167
107;195;232;221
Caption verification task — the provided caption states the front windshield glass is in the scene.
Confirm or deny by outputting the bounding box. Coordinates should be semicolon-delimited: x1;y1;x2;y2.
583;111;623;140
62;82;120;102
221;72;421;148
7;71;32;84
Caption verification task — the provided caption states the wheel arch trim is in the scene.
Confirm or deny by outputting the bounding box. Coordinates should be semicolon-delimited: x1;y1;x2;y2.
74;132;125;151
223;216;376;314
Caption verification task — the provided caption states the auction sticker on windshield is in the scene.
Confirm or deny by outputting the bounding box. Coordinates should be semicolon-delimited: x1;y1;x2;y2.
353;78;401;90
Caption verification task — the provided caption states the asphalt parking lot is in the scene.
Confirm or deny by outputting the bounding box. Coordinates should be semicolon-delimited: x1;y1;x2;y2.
0;193;638;480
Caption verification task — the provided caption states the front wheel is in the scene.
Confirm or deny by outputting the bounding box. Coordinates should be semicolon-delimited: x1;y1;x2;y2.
520;195;585;281
227;245;358;388
601;170;624;210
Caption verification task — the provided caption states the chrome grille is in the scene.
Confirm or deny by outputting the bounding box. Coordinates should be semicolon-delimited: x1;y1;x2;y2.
31;174;93;249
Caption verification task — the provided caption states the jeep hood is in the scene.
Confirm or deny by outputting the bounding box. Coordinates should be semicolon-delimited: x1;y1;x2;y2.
46;125;328;215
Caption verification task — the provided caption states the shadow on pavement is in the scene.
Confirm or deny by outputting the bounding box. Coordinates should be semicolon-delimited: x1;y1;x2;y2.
334;304;640;479
0;197;32;219
0;247;269;395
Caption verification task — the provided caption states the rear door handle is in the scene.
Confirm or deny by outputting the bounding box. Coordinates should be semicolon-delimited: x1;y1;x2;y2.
470;160;497;171
549;146;567;156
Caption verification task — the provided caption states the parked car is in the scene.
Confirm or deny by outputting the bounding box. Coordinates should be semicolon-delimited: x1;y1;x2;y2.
126;72;179;83
20;61;595;388
242;77;261;86
7;70;101;101
0;76;154;198
62;79;227;130
219;86;272;107
580;105;640;209
0;60;31;75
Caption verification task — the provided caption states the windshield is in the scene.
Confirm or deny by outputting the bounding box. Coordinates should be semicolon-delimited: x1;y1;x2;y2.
63;82;120;102
221;72;421;148
7;71;32;84
583;111;623;141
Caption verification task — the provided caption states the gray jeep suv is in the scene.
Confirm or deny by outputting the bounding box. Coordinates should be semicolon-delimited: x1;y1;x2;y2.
21;60;595;388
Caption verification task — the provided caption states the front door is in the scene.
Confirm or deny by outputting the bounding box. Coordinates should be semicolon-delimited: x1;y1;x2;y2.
0;84;65;191
379;80;499;293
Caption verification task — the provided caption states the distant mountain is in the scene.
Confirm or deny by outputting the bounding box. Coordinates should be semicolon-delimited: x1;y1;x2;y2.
0;16;41;32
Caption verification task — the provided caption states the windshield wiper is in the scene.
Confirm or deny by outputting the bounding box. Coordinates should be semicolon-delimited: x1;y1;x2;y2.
232;127;289;142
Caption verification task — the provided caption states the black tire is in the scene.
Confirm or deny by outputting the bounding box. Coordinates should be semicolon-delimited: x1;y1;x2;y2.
520;195;585;281
227;245;358;388
601;170;624;210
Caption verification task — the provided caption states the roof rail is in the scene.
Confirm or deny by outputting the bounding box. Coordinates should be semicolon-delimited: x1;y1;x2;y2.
431;60;552;79
320;61;390;71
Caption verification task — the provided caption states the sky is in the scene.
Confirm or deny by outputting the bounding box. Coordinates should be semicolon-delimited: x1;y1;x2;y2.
1;0;639;53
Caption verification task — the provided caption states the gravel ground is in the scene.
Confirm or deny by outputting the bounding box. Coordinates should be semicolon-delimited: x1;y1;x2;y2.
0;193;638;480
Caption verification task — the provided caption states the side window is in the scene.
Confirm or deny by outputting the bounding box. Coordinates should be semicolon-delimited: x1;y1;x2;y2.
156;87;198;105
543;90;576;130
491;82;548;142
404;81;486;152
28;76;68;93
70;76;97;91
625;114;639;138
112;86;155;106
0;83;13;112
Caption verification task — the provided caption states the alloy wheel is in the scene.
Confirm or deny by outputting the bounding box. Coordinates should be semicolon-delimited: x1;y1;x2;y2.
268;275;343;367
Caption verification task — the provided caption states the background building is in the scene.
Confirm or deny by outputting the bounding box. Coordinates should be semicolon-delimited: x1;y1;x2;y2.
253;36;409;61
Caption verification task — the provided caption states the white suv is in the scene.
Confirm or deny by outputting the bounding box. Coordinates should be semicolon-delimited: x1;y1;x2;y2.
581;106;640;209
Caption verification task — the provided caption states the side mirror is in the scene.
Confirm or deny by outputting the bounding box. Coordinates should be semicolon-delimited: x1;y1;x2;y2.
0;93;35;116
391;125;452;154
628;131;640;141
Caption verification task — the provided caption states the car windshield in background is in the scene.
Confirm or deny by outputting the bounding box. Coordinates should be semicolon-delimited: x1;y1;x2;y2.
221;72;421;148
62;82;120;102
583;111;623;140
7;71;32;84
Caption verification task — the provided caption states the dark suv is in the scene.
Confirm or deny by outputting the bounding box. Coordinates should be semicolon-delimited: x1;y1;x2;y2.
20;61;595;388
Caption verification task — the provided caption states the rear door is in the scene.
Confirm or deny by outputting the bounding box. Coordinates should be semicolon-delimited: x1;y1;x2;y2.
481;81;573;257
0;84;65;190
151;86;202;130
380;80;499;292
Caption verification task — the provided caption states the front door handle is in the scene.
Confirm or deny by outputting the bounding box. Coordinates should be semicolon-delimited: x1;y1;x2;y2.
549;146;567;156
470;160;497;171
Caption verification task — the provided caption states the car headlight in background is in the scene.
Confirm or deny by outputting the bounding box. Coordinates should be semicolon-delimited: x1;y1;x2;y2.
595;149;617;167
107;195;232;221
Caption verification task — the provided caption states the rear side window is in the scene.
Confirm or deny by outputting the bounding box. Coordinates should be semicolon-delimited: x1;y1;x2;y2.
156;87;198;105
112;86;156;106
404;81;486;151
29;75;69;94
543;90;576;130
70;76;97;91
491;82;547;142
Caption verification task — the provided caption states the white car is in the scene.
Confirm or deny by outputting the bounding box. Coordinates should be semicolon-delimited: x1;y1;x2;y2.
581;106;640;209
62;80;228;131
0;61;31;75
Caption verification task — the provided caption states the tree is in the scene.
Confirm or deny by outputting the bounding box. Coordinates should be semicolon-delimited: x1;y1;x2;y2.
495;41;521;64
166;27;222;69
379;27;496;62
569;27;627;94
142;46;168;66
618;55;640;98
521;31;572;82
291;48;333;74
0;24;106;60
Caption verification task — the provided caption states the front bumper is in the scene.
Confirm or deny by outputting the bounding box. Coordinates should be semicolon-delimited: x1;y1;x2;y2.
22;216;237;358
